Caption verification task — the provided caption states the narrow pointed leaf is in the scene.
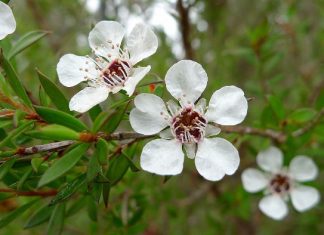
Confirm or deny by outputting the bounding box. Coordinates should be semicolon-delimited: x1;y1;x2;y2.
0;120;34;148
47;203;65;235
24;204;54;229
26;124;80;141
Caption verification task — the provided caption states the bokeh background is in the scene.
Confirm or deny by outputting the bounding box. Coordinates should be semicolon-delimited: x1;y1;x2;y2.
1;0;324;234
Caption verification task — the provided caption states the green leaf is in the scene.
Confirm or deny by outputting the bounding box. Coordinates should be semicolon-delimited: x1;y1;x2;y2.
31;158;43;173
88;105;102;122
26;124;80;141
37;69;70;113
17;167;33;190
95;138;108;165
47;203;65;235
0;199;37;228
87;154;101;183
38;143;89;187
106;154;130;186
103;104;128;133
102;183;111;208
87;195;98;222
0;158;16;180
24;204;54;229
0;120;34;148
268;95;286;120
0;56;33;108
50;174;86;206
35;106;88;132
288;108;317;123
7;31;50;59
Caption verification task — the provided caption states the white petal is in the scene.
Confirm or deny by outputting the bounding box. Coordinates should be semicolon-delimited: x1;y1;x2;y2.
0;2;16;40
184;143;196;159
159;128;173;139
290;185;320;212
123;65;151;96
140;139;184;175
205;124;221;137
88;21;125;58
127;23;158;65
69;86;109;113
166;100;180;116
259;194;288;220
289;156;318;182
165;60;208;104
57;54;99;87
195;98;207;113
241;168;268;193
195;137;240;181
130;93;170;135
257;146;283;173
205;86;248;125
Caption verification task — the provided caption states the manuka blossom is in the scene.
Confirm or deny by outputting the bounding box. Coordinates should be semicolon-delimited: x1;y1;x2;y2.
241;146;320;220
0;1;16;40
57;21;158;112
130;60;248;181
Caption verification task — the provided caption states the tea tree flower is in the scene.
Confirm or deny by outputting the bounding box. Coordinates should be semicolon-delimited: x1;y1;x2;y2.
0;1;16;40
57;21;158;112
241;146;320;220
130;60;248;181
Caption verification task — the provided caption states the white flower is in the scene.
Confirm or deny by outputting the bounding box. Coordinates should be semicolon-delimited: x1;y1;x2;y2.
57;21;158;113
0;1;16;40
130;60;248;181
241;146;320;220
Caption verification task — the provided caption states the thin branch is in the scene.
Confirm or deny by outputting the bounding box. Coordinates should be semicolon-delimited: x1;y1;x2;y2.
0;188;57;197
292;107;324;137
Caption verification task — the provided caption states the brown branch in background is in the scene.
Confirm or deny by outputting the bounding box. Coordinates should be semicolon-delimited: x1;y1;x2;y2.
0;188;57;197
176;0;194;59
15;140;75;156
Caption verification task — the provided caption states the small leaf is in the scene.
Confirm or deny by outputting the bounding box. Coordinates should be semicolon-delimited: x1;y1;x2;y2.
102;183;111;208
268;95;285;120
31;158;43;173
24;204;54;229
95;138;108;165
50;174;86;206
87;195;97;222
0;56;33;108
47;203;65;235
106;154;130;186
7;31;50;59
88;105;102;122
38;143;89;187
87;154;101;183
26;124;80;141
37;69;70;113
0;158;16;180
0;199;37;228
35;106;88;132
288;108;317;123
17;167;33;190
103;104;128;133
0;120;34;148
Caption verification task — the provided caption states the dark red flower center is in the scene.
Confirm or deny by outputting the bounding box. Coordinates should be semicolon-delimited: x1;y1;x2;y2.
101;60;130;87
270;174;290;194
172;107;207;143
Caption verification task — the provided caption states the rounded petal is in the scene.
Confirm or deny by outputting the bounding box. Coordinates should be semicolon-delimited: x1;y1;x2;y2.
140;139;184;175
205;86;248;125
184;143;196;159
130;93;170;135
165;60;208;105
205;124;221;137
289;156;318;182
241;168;268;193
0;2;16;40
123;65;151;96
127;23;158;65
57;54;99;87
256;146;283;173
290;185;320;212
88;21;125;58
69;86;109;113
259;194;288;220
195;137;240;181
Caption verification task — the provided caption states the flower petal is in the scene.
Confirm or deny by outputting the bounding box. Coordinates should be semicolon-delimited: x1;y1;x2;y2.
290;185;320;212
195;137;240;181
0;2;16;40
127;23;158;65
69;86;109;113
165;60;208;105
205;124;221;137
88;21;125;59
256;146;283;173
241;168;268;193
140;139;184;175
259;194;288;220
130;93;170;135
57;54;99;87
205;86;248;125
123;65;151;96
159;128;173;139
289;156;318;182
184;143;196;159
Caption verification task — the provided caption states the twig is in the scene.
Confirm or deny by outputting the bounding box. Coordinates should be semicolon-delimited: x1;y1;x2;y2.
0;188;57;197
292;107;324;137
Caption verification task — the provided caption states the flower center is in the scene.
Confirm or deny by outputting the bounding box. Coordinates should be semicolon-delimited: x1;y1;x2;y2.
171;107;207;143
270;174;290;194
101;59;130;87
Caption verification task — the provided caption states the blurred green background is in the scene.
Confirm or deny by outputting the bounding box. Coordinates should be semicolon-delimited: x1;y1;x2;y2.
0;0;323;234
